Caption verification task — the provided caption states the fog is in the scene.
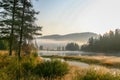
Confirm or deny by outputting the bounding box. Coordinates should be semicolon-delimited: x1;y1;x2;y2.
33;39;86;50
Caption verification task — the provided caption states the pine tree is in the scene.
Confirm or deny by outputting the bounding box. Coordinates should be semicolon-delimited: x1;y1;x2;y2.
0;0;42;55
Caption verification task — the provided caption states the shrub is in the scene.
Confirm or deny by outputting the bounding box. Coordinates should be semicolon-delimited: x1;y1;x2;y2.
34;60;69;79
21;62;34;75
0;55;69;80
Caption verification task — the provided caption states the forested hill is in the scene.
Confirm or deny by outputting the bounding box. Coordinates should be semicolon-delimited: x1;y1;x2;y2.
81;29;120;52
39;32;98;42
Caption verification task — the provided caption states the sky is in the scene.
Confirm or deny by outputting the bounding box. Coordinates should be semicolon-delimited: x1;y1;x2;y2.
33;0;120;36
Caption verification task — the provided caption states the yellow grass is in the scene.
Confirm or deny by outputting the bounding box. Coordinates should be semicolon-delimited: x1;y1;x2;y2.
0;50;17;56
0;50;9;55
61;64;120;80
44;55;120;69
81;56;120;66
67;55;120;63
62;66;81;80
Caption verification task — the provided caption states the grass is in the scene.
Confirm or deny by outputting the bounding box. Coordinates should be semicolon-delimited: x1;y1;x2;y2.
34;60;69;79
0;53;69;80
74;66;120;80
0;50;9;55
1;51;120;80
41;55;120;80
42;55;120;69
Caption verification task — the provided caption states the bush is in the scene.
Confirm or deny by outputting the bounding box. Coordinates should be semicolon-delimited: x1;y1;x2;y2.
0;55;69;80
34;60;69;79
21;62;34;75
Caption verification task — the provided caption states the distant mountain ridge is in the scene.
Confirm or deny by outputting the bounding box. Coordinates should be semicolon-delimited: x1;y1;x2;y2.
39;32;98;42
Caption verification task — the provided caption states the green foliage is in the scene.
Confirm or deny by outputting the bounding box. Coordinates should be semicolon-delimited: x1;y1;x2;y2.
0;56;35;80
81;29;120;52
32;52;38;58
34;60;69;79
0;55;69;80
0;0;42;55
0;40;8;50
21;62;34;74
66;42;79;51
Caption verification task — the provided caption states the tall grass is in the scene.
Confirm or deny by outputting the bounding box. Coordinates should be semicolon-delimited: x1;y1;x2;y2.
0;54;69;80
34;60;69;79
74;66;120;80
43;55;120;69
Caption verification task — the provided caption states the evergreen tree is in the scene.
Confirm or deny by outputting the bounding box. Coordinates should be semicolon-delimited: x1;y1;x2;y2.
0;40;8;50
0;0;42;55
65;42;79;51
81;29;120;52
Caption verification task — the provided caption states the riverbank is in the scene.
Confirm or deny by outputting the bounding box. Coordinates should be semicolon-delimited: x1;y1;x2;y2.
0;51;120;80
42;55;120;79
42;55;120;69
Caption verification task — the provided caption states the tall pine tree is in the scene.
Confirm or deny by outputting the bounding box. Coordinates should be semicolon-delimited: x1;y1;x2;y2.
0;0;42;55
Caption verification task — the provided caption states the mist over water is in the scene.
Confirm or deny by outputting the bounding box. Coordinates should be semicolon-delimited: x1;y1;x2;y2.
34;39;86;50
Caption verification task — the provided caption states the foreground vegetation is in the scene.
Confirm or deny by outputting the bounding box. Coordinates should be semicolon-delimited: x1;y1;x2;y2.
74;66;120;80
0;51;120;80
0;53;69;80
42;55;120;69
41;55;120;80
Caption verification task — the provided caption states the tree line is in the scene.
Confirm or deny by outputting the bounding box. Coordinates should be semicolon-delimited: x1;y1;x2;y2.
65;43;79;51
39;43;80;51
0;0;42;56
81;29;120;52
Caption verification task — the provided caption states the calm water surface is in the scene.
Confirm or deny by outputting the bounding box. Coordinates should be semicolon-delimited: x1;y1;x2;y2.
38;50;120;56
38;51;93;56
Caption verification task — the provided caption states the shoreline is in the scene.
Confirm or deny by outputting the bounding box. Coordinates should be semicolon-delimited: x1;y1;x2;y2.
42;55;120;69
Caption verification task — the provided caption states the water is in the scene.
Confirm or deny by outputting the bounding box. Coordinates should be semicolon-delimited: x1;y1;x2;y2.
38;51;92;56
42;58;89;68
38;50;120;56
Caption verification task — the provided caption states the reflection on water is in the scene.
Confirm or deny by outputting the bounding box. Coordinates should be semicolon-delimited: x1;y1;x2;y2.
38;50;101;56
38;51;82;56
38;51;120;56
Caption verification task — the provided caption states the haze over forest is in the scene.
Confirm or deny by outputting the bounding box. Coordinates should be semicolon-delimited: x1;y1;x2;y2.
36;32;98;50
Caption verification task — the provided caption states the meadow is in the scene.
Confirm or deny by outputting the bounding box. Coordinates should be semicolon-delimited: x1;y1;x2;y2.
0;51;120;80
43;55;120;69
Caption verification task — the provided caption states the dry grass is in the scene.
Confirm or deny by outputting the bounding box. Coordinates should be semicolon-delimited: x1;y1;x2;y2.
61;65;120;80
0;50;9;55
0;50;17;56
0;52;120;80
73;65;120;80
86;56;120;68
62;66;81;80
43;55;120;68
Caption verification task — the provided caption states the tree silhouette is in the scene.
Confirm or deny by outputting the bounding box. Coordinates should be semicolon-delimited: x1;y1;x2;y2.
0;0;42;56
81;29;120;52
65;42;79;51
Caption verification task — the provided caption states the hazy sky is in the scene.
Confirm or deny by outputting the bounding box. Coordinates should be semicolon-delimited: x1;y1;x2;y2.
33;0;120;35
